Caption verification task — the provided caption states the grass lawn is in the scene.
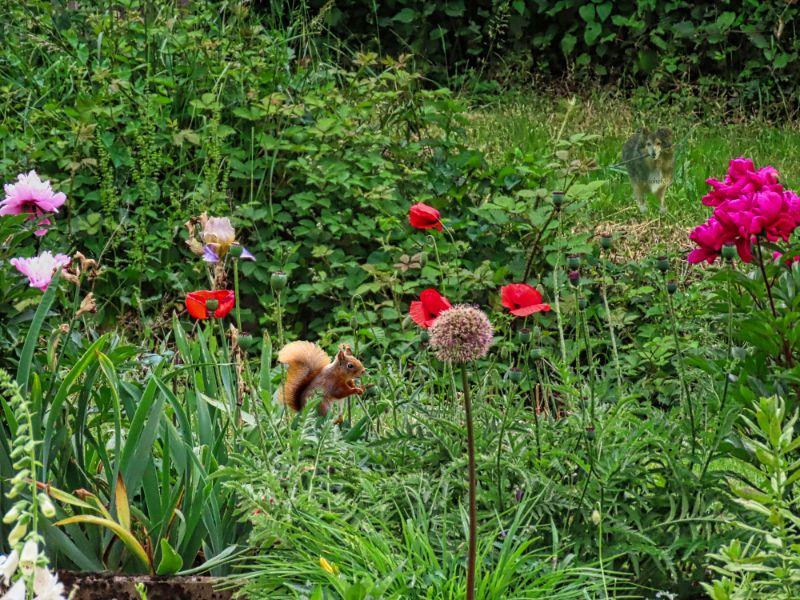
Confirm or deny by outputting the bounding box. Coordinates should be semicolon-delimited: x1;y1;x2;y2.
467;92;800;233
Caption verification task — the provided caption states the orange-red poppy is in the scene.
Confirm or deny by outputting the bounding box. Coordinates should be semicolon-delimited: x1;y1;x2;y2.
185;290;235;319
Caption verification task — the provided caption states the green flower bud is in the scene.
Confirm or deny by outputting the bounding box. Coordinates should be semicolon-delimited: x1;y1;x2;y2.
509;368;523;382
721;243;737;261
552;191;565;209
3;504;20;524
656;255;670;273
270;271;288;291
666;280;678;295
38;493;56;518
599;234;612;251
8;520;27;546
578;297;588;310
591;509;601;526
567;254;581;270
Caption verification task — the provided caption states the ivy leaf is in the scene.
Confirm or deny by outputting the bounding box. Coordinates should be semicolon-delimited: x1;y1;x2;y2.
578;4;595;22
561;33;577;56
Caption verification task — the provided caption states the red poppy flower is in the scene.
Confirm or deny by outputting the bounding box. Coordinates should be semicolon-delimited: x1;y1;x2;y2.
185;290;236;320
500;284;551;317
409;203;443;231
409;288;451;328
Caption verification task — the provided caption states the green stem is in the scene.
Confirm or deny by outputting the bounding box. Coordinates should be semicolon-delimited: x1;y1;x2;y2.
461;364;477;600
553;263;567;366
599;259;622;392
664;275;696;462
233;258;242;332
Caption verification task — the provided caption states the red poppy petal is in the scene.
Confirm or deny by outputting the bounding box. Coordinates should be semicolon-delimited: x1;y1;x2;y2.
185;293;208;319
409;301;432;328
420;288;451;317
214;291;236;318
510;303;551;317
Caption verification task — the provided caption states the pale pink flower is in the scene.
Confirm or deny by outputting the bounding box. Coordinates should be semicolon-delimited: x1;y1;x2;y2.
10;252;71;291
1;171;66;236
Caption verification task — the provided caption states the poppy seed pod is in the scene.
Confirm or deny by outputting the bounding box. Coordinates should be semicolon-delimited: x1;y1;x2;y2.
721;243;737;261
271;271;288;290
578;297;588;309
518;328;532;343
656;256;670;273
586;426;596;440
509;368;522;382
552;191;565;209
229;244;244;258
567;254;581;270
600;234;612;251
205;298;219;312
667;280;678;295
568;270;580;286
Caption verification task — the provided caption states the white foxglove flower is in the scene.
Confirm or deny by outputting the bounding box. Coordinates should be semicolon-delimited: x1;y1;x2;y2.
0;578;25;600
19;540;37;576
33;566;67;600
0;550;19;585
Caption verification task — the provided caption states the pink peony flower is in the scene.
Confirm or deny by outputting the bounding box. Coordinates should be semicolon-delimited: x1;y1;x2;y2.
702;157;780;207
10;251;71;291
689;158;800;264
1;171;66;236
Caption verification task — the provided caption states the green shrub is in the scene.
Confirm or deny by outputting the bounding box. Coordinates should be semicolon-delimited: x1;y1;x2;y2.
315;0;800;113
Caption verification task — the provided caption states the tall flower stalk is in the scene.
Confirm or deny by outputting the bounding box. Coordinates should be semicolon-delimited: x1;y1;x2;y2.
428;306;493;600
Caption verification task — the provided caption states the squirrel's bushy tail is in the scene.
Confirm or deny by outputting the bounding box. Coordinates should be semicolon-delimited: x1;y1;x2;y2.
277;341;330;411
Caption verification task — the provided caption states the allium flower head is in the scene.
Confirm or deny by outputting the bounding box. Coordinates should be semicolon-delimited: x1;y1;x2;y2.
10;251;71;291
429;305;493;363
1;171;66;236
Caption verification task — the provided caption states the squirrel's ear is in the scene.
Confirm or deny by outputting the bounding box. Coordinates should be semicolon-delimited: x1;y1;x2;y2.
336;348;347;363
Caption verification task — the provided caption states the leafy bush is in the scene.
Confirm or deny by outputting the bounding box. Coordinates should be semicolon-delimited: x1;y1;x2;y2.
316;0;800;113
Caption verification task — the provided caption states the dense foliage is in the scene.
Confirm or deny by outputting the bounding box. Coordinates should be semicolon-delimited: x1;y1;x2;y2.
4;2;800;599
317;0;800;114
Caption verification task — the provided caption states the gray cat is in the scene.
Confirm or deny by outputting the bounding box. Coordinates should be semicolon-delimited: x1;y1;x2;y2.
621;128;674;213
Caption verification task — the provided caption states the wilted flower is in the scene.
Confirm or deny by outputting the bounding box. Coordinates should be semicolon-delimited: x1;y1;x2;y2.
409;288;451;329
500;283;551;317
429;305;493;363
75;292;97;317
185;290;235;319
10;252;71;291
0;171;66;236
408;203;443;231
32;565;67;600
200;215;255;262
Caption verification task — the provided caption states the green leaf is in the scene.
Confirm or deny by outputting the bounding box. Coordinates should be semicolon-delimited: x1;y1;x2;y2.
583;22;603;46
578;4;595;22
55;515;151;571
393;8;416;24
156;538;184;575
115;473;131;531
16;270;61;390
561;33;577;56
596;2;612;22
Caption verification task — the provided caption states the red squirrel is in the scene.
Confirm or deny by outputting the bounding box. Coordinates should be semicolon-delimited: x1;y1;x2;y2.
277;341;365;416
